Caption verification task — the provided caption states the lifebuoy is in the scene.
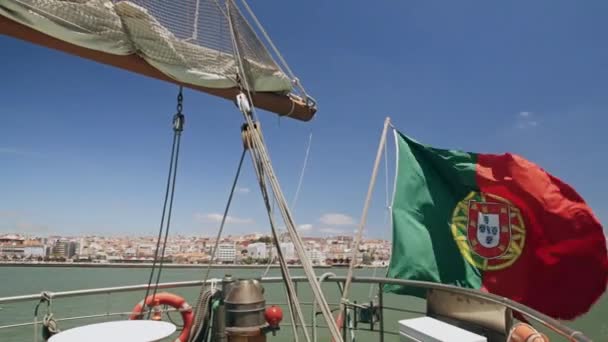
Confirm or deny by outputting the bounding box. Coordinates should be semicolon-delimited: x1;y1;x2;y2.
130;292;194;342
507;322;549;342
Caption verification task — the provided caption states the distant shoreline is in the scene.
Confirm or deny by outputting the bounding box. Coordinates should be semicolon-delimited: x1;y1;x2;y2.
0;261;386;269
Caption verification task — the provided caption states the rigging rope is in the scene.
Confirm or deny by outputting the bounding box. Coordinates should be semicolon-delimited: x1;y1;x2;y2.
142;86;185;319
246;127;306;342
227;2;341;339
261;250;273;278
243;117;342;342
260;188;277;280
189;288;219;342
290;131;313;210
189;148;247;340
368;266;379;300
239;0;310;101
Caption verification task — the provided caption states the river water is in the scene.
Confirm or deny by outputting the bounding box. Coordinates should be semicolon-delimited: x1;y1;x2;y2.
0;266;605;341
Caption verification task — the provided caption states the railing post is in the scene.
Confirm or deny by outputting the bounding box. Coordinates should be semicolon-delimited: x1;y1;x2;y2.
369;299;374;331
312;296;317;342
105;292;111;319
342;304;347;338
353;300;358;330
378;284;384;342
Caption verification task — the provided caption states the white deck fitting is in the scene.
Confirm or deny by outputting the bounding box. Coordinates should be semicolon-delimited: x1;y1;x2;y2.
48;320;176;342
398;317;487;342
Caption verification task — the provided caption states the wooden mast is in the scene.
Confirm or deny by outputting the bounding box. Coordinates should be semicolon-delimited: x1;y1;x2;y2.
0;16;316;121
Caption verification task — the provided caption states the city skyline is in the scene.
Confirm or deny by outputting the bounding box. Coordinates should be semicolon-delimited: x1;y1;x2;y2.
0;232;392;266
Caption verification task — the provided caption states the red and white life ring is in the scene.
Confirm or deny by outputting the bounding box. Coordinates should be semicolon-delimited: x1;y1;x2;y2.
507;322;549;342
129;292;194;342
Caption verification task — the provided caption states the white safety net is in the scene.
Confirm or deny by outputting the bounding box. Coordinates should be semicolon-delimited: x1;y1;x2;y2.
0;0;292;92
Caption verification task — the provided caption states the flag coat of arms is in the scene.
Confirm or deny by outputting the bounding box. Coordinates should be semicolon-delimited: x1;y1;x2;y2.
384;129;608;320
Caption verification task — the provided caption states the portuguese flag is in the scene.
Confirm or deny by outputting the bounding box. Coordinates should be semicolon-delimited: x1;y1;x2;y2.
384;130;608;320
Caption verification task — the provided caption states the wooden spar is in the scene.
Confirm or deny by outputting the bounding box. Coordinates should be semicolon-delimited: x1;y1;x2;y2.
0;16;316;121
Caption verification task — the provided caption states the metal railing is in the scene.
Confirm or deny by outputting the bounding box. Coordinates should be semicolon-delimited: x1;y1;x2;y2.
0;275;591;342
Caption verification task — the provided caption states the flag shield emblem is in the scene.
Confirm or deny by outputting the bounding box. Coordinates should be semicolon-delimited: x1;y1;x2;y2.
451;192;526;271
467;201;511;258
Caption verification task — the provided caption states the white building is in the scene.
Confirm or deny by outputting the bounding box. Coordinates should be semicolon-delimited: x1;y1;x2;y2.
164;245;179;256
51;240;79;258
306;249;326;265
217;243;236;263
280;242;296;260
0;245;45;258
246;243;267;259
0;235;46;258
137;244;155;257
270;242;296;261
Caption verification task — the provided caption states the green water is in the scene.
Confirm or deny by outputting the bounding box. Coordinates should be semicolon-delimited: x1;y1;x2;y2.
0;267;605;341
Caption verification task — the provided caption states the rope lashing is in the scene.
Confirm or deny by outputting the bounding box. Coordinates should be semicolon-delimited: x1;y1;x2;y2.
33;292;59;341
41;314;59;341
240;120;261;151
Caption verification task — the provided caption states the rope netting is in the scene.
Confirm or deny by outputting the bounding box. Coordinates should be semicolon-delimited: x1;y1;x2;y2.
0;0;292;92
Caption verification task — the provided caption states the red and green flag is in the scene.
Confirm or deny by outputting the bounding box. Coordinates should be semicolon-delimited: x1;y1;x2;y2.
384;129;608;320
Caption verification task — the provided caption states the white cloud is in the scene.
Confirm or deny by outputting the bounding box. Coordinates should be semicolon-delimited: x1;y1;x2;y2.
516;111;540;129
319;213;356;226
298;224;313;231
194;212;254;225
236;187;250;194
319;227;345;235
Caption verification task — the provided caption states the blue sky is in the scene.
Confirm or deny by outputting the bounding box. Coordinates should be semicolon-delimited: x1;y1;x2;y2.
0;0;606;239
